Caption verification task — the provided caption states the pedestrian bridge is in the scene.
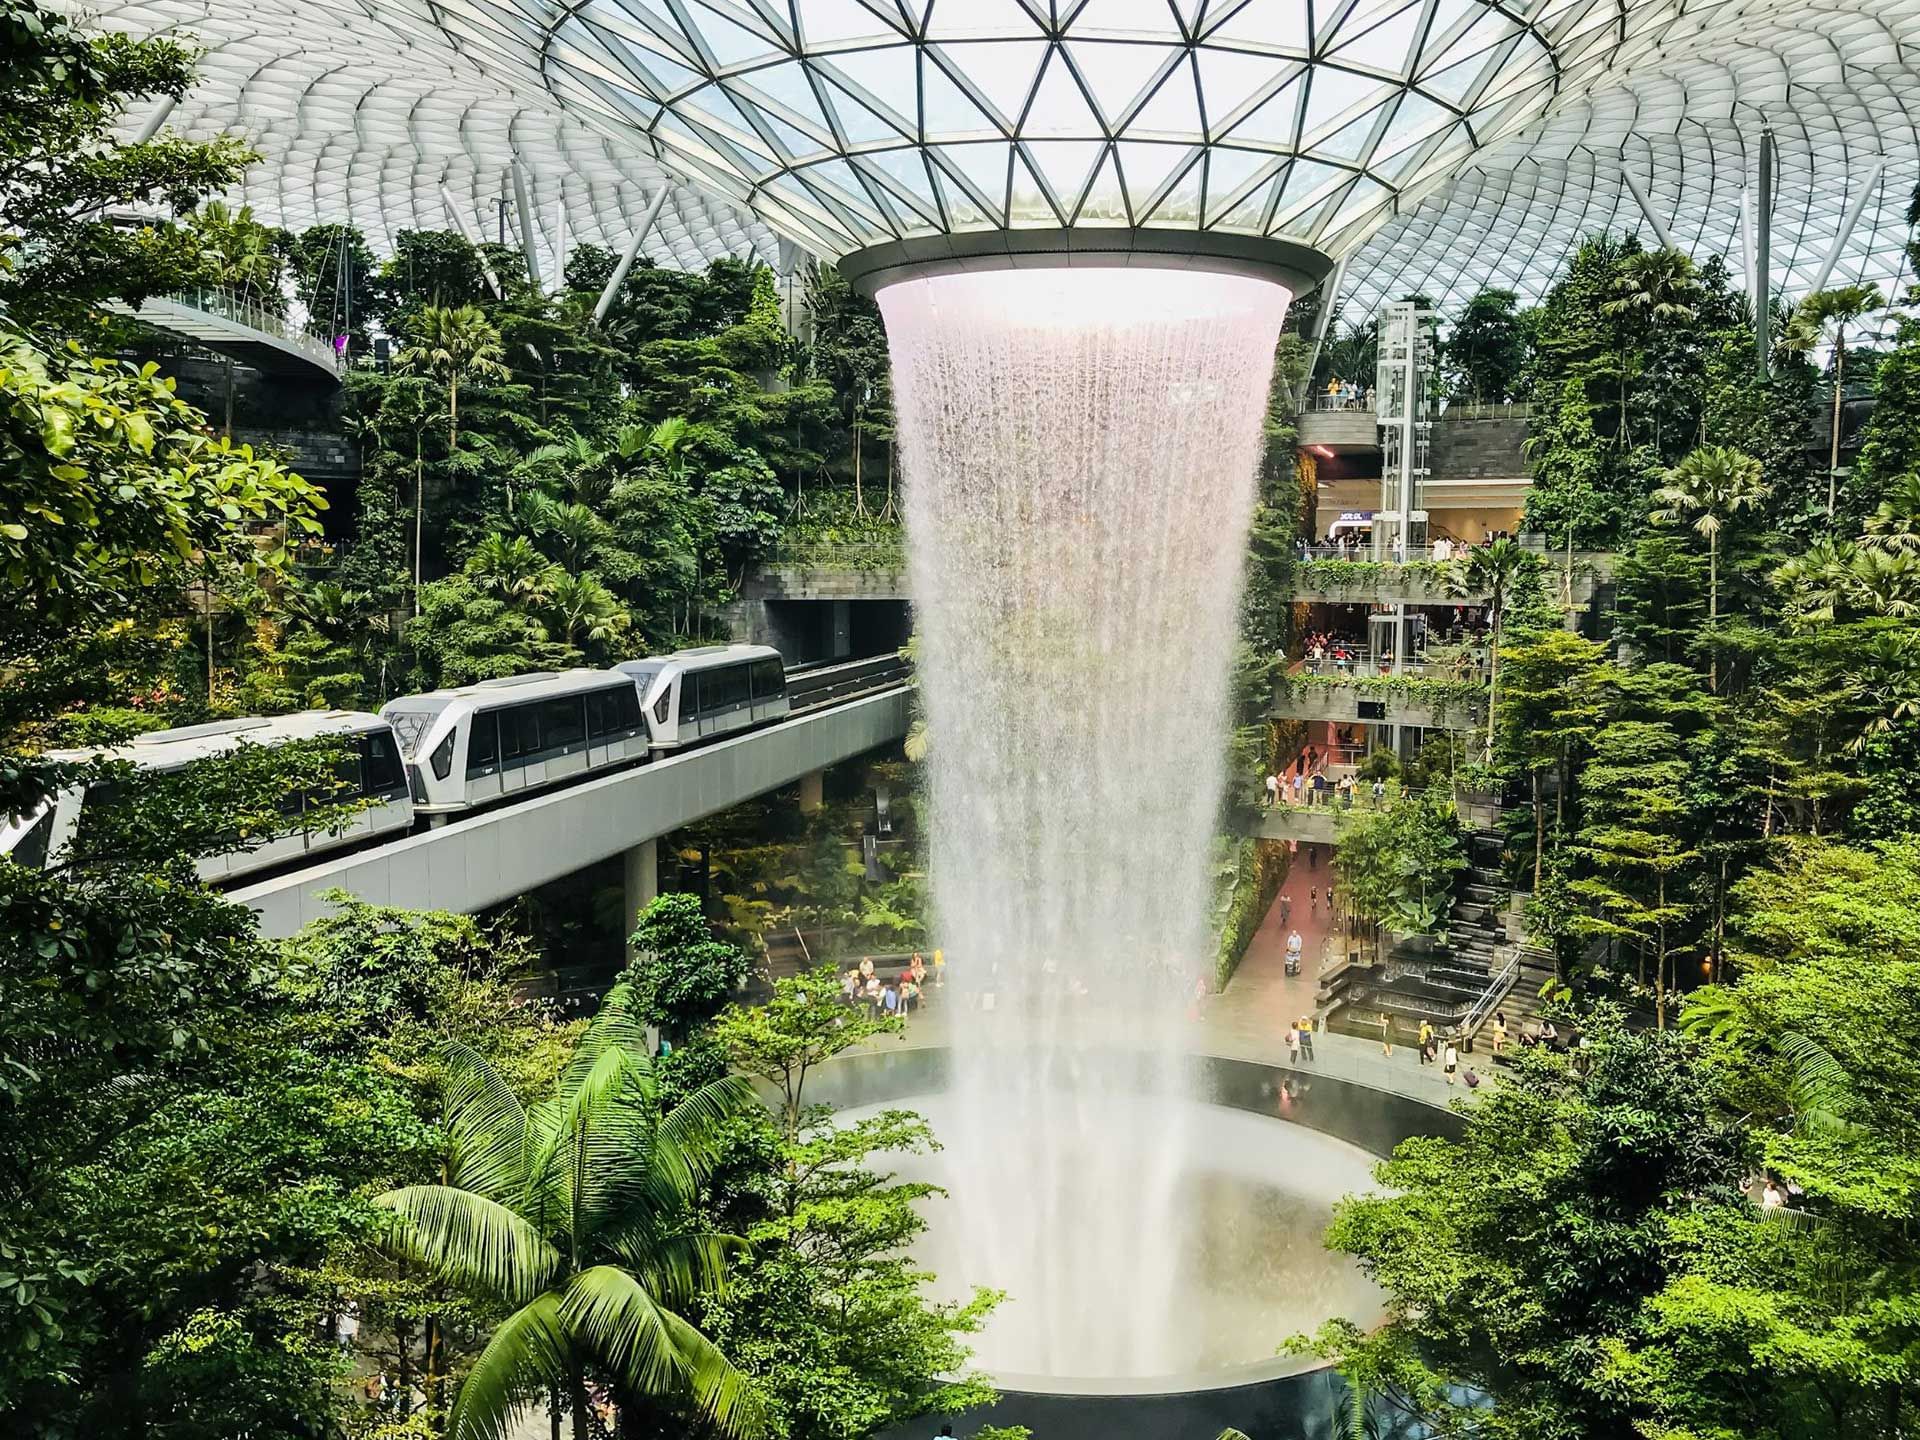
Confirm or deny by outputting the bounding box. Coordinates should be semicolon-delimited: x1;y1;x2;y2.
236;685;910;938
108;286;341;382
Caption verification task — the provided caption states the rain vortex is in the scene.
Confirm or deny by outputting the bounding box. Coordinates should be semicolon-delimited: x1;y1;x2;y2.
878;268;1293;1379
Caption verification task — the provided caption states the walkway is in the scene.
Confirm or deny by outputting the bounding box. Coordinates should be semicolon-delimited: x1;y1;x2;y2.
107;286;341;381
865;865;1475;1113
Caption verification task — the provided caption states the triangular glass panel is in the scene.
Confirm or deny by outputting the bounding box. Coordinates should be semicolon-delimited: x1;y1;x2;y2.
1317;176;1390;240
1300;66;1385;141
930;140;1013;217
926;0;1045;38
685;1;783;67
626;43;707;96
794;0;899;46
1008;149;1066;224
928;162;992;229
1062;41;1180;131
1269;156;1344;218
819;73;916;144
1331;2;1423;76
819;43;918;114
1416;54;1482;107
932;40;1049;127
1071;145;1126;222
1226;73;1302;147
1022;45;1104;136
1202;145;1275;221
859;146;945;221
1372;89;1448;160
1115;139;1193;213
1144;152;1204;227
1418;9;1508;79
1023;139;1107;201
1207;0;1311;54
1067;0;1187;42
739;60;834;139
1313;111;1379;163
1195;47;1289;135
1123;52;1201;134
919;51;1000;136
1216;173;1280;231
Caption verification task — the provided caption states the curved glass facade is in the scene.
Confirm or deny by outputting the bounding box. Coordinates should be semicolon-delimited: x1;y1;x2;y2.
65;0;1920;312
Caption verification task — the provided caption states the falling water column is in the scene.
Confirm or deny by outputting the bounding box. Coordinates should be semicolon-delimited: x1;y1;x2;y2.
875;266;1293;1378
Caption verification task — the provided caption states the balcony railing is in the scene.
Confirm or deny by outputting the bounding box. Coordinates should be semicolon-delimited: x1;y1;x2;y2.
144;285;342;374
770;538;905;573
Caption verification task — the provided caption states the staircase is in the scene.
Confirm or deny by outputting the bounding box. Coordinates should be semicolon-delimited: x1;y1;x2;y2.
1319;827;1522;1040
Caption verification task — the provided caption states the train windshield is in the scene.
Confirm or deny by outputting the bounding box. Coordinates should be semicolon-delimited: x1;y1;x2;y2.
384;707;443;761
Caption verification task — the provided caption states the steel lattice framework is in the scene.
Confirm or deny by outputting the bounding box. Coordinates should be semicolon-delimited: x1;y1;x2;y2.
68;0;1920;316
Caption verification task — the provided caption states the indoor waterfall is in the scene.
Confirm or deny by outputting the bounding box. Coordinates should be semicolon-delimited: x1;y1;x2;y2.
878;267;1295;1378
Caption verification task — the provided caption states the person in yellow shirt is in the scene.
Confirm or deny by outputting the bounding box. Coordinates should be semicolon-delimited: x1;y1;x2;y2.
932;948;945;988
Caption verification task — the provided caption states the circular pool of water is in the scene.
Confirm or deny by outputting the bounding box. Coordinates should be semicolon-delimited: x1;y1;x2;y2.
840;1088;1385;1390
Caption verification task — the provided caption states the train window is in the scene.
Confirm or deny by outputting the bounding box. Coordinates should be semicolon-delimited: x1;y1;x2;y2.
9;808;54;870
539;697;585;750
466;714;499;774
613;684;642;731
750;657;784;700
585;690;608;739
362;732;405;796
430;730;456;781
508;705;541;760
685;672;705;720
653;688;671;725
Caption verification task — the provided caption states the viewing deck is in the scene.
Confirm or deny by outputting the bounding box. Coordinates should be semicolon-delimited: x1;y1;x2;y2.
107;286;341;382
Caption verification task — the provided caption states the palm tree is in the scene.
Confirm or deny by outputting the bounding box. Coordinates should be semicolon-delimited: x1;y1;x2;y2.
376;987;761;1440
1444;537;1533;761
1650;446;1768;691
397;304;511;585
545;571;629;654
1861;471;1920;554
1601;250;1702;448
1782;284;1883;514
1849;631;1920;752
466;533;560;607
528;499;612;577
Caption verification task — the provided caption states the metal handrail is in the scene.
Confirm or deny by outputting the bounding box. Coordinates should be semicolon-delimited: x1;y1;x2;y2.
772;539;905;572
154;285;341;372
1461;947;1521;1037
1307;392;1375;412
1438;401;1532;422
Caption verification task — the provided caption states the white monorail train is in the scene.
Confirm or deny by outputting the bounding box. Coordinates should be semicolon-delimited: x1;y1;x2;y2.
0;710;413;882
381;644;789;817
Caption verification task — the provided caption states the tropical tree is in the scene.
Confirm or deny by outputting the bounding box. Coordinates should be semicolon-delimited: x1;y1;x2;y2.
397;304;511;591
1444;537;1535;760
1782;283;1883;514
466;533;559;607
1601;249;1702;446
544;570;629;656
375;985;761;1440
1860;470;1920;554
1649;445;1768;691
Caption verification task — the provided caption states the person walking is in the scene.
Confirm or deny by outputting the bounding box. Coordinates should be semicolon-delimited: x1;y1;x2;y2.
1492;1010;1508;1055
1380;1011;1394;1056
1443;1039;1460;1084
1309;885;1318;913
1285;1022;1300;1065
1279;891;1292;925
1265;772;1280;807
1298;1014;1316;1061
1371;777;1386;807
1417;1018;1434;1064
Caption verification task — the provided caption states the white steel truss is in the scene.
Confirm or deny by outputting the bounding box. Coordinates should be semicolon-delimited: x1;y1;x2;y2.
62;0;1920;314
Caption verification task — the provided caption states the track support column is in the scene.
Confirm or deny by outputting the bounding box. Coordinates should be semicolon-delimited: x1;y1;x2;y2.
799;770;825;814
623;838;658;959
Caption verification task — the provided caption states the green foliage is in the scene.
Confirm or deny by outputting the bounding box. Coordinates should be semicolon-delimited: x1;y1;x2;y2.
1444;287;1530;403
624;891;752;1040
0;0;254;326
1299;1010;1746;1440
1213;837;1289;986
1334;788;1467;943
699;970;998;1440
375;984;760;1440
1280;670;1487;720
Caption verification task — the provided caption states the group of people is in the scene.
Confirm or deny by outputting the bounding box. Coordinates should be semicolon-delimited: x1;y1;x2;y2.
1264;765;1387;811
1413;1017;1482;1087
1323;376;1371;408
839;950;943;1018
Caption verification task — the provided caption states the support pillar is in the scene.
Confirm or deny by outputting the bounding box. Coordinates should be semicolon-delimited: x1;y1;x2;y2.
798;770;824;814
439;185;503;299
623;838;658;958
593;187;671;324
1755;128;1775;377
512;161;543;296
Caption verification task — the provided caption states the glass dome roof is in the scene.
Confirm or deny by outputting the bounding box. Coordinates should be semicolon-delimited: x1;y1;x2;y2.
60;0;1920;317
